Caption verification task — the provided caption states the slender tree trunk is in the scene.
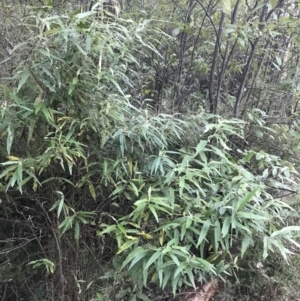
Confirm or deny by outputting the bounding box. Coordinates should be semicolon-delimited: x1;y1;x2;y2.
233;0;285;117
209;12;226;114
214;0;240;115
174;0;196;111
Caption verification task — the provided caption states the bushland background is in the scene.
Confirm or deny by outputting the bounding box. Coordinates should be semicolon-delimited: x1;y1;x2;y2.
1;0;300;300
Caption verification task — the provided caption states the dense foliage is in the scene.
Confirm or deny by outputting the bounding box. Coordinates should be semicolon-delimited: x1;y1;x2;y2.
1;0;300;300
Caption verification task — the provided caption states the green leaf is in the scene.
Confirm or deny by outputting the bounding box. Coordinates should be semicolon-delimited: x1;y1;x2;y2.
27;120;35;145
241;236;253;257
143;251;161;276
172;28;180;36
271;226;300;237
59;216;74;235
255;130;263;138
270;239;290;260
121;247;147;270
129;294;137;301
17;67;30;91
150;197;172;209
88;182;96;200
186;217;193;229
74;221;80;242
98;225;117;235
16;164;23;193
238;37;245;48
117;224;127;235
85;35;92;52
0;57;11;65
181;222;186;241
169;252;181;267
243;151;254;163
128;248;148;270
214;220;221;251
186;267;196;289
236;188;258;211
149;204;159;223
270;0;277;8
196;140;207;154
172;273;180;295
263;236;269;260
221;0;231;15
41;105;54;123
237;212;267;220
7;123;14;155
174;262;186;278
57;196;64;218
117;239;138;255
275;56;282;66
108;77;125;96
74;11;96;20
221;216;231;238
179;177;185;197
197;220;211;247
162;266;173;289
130;181;139;197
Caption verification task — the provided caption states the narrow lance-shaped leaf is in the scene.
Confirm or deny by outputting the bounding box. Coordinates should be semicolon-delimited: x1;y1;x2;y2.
143;251;162;272
117;239;138;255
197;220;211;247
128;248;149;270
221;216;231;238
121;247;147;270
271;226;300;237
241;236;253;257
17;67;30;91
17;164;23;193
7;123;14;156
236;188;259;211
214;220;221;252
74;220;80;243
149;204;159;223
186;267;196;289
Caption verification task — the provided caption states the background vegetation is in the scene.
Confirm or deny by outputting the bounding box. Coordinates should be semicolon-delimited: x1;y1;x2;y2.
1;0;300;300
